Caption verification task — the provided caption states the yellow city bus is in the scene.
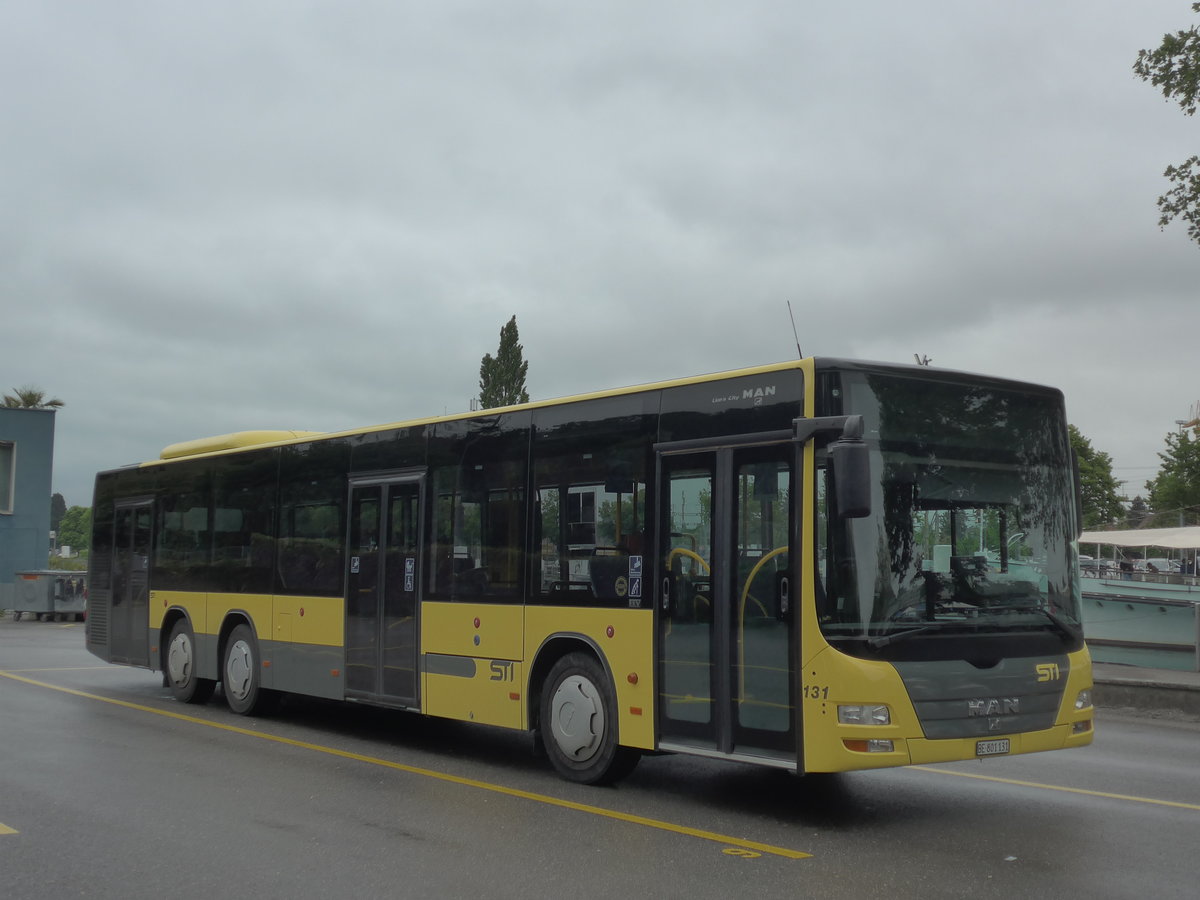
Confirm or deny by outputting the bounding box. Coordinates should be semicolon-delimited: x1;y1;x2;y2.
85;358;1094;783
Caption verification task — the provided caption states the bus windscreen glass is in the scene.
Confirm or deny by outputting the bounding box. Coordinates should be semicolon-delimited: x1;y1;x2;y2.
817;371;1082;656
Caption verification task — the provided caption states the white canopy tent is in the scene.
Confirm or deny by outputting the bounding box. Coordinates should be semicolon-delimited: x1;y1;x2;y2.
1078;527;1200;550
1079;527;1200;576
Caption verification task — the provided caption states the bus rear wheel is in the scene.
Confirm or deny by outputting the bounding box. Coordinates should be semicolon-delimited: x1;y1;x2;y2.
540;652;639;785
222;624;276;716
166;618;215;704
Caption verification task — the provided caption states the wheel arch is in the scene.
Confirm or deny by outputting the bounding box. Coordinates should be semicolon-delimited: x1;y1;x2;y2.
527;633;615;733
217;609;259;669
218;613;277;716
158;607;193;672
160;607;217;704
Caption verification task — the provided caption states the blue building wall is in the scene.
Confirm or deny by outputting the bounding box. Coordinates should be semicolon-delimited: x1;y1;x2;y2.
1;408;56;609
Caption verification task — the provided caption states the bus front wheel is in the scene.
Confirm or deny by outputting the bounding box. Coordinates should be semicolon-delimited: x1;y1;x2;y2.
166;618;215;704
540;652;639;785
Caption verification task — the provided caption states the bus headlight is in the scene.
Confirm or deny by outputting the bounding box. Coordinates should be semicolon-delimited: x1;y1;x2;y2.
1075;689;1093;711
838;704;891;725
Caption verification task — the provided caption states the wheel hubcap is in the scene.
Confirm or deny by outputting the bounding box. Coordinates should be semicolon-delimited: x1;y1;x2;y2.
550;675;603;761
168;632;192;684
226;640;253;701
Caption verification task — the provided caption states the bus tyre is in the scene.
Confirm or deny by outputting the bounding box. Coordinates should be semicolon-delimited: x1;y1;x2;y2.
540;652;639;785
166;618;215;704
222;624;276;716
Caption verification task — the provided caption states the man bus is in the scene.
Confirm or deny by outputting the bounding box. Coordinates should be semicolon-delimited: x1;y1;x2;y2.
86;357;1093;783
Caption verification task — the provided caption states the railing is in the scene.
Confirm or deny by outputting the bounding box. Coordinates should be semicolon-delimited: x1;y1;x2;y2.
1080;574;1200;672
1081;567;1200;588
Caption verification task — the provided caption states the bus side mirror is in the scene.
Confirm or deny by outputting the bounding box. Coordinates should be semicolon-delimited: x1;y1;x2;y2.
830;416;871;519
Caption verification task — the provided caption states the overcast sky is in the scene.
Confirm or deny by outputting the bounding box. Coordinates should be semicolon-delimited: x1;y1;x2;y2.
5;1;1198;509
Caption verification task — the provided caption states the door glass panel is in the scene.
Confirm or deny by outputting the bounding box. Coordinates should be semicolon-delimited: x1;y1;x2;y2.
111;508;133;658
734;455;792;736
660;465;715;734
346;490;380;694
111;504;152;665
382;483;419;700
130;505;152;662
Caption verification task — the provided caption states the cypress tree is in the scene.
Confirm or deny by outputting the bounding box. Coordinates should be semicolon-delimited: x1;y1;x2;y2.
478;315;530;409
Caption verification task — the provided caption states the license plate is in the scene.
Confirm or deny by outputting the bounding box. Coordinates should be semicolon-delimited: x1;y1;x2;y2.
976;739;1010;757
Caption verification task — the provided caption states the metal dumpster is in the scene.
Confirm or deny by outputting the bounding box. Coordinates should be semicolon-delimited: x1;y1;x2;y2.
10;571;87;622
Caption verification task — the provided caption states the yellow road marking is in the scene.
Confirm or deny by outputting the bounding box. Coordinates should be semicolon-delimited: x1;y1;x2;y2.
911;765;1200;812
3;666;120;673
0;670;810;860
0;823;17;835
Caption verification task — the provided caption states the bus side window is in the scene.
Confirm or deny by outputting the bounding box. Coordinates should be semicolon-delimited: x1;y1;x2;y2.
154;464;212;592
533;463;645;604
276;441;349;597
211;451;277;594
428;417;528;602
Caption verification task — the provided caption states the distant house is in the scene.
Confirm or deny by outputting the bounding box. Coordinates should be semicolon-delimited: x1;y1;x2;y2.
0;407;56;610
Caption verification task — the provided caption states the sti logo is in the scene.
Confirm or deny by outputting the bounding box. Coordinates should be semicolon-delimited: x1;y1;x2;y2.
1035;663;1062;682
489;660;515;682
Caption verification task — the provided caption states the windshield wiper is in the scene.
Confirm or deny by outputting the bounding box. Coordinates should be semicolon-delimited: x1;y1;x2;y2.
986;604;1079;642
867;604;1079;650
868;624;940;649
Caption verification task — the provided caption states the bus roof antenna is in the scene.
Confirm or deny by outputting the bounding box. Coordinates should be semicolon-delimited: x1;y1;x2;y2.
786;301;803;358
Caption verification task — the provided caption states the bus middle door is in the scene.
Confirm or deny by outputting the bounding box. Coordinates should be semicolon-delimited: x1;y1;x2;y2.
345;473;424;707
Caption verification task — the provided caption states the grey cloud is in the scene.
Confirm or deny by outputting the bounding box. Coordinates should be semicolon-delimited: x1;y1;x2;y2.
4;1;1197;507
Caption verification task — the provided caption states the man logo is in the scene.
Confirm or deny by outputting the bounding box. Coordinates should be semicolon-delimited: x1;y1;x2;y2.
742;385;777;402
967;698;1020;717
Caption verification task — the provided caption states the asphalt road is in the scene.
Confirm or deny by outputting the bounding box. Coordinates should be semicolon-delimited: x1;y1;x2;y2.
2;617;1198;899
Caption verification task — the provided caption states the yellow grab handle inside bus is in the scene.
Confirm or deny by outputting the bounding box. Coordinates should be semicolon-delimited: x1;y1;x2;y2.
738;546;788;703
666;547;711;574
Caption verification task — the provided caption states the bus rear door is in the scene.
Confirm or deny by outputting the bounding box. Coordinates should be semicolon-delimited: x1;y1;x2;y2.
109;499;153;667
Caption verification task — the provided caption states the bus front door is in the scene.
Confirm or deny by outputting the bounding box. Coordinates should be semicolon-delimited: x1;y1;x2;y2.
345;474;423;707
657;443;797;766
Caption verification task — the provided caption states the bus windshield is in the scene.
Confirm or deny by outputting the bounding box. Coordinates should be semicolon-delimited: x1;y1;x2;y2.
816;370;1082;656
